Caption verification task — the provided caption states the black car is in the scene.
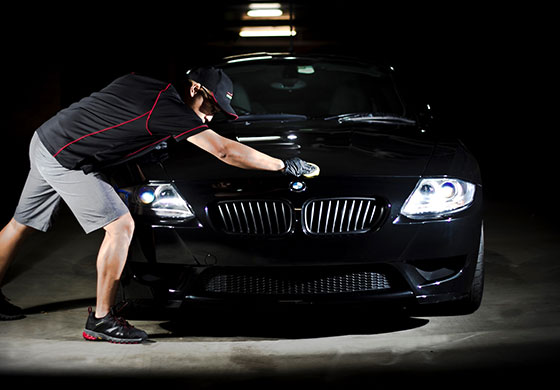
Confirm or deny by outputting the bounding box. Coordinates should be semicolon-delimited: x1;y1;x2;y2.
110;53;484;317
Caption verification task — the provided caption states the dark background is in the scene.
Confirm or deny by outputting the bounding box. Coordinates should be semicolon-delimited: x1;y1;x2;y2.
2;2;553;225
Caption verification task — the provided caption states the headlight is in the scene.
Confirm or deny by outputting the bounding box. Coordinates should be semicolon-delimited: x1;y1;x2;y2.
400;178;476;220
120;183;195;220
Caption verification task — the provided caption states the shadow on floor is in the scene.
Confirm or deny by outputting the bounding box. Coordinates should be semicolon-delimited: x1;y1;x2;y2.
22;298;96;315
149;304;429;339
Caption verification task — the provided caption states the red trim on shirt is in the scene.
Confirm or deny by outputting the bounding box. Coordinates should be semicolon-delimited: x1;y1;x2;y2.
52;83;205;161
173;124;209;140
145;83;172;135
52;112;149;158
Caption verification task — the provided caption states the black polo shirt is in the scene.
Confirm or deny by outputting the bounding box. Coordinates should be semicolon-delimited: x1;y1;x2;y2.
37;74;208;173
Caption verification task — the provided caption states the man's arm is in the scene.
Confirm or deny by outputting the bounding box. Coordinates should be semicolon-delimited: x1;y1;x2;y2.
187;129;285;172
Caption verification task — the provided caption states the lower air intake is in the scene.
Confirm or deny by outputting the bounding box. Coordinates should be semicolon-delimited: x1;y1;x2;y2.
202;269;391;296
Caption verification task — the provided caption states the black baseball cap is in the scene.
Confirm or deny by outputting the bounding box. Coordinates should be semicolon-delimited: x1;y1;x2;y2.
187;67;238;119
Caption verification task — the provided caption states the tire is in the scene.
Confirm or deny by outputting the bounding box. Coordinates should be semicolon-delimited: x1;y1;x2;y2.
460;223;485;313
446;223;485;315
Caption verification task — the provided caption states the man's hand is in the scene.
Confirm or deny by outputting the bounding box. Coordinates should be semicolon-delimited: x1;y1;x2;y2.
282;157;320;178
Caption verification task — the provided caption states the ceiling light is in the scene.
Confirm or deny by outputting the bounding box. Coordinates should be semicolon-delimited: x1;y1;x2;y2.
249;3;282;9
247;9;283;17
239;26;296;37
244;3;288;20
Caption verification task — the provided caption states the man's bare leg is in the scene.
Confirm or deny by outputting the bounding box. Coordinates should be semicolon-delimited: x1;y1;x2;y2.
0;218;35;319
94;213;134;318
0;218;35;286
84;212;147;342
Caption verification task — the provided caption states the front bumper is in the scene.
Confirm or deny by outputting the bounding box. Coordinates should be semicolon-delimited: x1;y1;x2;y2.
120;187;483;312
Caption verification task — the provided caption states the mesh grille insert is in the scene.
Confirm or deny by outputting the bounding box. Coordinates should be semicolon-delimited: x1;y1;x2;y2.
202;269;391;296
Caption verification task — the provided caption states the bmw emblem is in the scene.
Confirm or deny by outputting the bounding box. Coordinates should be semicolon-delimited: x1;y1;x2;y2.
290;181;306;192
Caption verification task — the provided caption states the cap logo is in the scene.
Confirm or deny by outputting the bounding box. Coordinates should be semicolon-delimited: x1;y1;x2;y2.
226;92;233;100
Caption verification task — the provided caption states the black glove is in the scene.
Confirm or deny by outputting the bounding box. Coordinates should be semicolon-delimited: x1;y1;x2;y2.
282;157;320;178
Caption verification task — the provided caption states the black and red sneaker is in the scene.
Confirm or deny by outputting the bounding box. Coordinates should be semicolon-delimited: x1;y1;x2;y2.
83;305;148;344
0;290;25;321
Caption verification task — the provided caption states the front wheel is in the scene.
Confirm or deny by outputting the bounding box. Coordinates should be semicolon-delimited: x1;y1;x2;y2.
456;223;485;313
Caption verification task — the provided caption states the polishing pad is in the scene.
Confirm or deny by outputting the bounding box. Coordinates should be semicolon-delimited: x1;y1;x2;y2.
303;162;320;178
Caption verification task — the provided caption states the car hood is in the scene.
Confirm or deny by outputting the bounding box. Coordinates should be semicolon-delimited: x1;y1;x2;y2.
154;121;438;180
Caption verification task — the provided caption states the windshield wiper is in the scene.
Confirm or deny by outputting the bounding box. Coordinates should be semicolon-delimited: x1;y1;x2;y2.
236;113;308;122
324;112;416;125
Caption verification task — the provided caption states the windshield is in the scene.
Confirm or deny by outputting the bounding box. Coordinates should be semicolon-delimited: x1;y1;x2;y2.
220;58;410;120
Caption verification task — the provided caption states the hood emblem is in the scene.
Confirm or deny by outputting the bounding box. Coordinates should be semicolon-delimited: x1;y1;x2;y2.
289;181;306;192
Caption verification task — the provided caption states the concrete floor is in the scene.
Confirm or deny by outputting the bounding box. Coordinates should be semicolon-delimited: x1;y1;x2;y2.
1;199;559;387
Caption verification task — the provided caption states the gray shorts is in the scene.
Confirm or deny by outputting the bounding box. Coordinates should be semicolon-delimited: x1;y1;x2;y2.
14;132;130;234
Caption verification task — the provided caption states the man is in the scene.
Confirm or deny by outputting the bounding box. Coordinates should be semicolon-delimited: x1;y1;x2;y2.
0;67;318;343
